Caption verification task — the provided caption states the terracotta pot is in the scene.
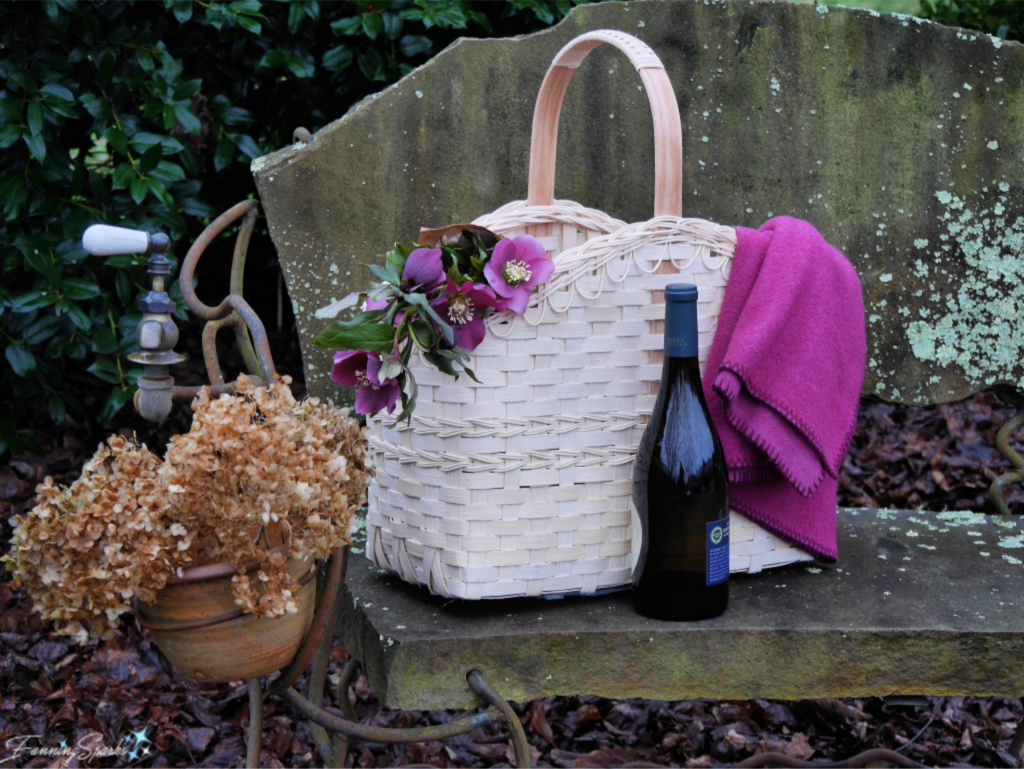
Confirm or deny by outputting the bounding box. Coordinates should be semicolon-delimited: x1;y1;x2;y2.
136;546;318;683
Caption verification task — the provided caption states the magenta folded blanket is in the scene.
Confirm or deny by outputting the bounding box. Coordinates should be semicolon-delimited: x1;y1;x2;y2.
701;216;866;562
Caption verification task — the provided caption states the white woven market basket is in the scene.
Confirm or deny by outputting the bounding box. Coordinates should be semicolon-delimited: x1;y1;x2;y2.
365;31;812;600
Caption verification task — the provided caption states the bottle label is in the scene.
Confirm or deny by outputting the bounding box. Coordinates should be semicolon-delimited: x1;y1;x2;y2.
706;516;730;586
664;299;698;358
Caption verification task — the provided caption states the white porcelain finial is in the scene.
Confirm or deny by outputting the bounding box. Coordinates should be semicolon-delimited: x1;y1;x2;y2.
82;224;149;256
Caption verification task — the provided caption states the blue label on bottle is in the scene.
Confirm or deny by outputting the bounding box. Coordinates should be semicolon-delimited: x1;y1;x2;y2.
706;516;730;586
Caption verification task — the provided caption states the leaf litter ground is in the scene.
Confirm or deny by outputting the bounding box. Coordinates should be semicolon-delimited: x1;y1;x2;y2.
1;392;1022;767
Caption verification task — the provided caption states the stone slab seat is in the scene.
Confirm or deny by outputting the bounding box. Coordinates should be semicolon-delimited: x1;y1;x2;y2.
338;508;1024;711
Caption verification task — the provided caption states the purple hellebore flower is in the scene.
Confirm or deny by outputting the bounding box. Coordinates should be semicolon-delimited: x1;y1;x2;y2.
483;235;553;316
402;247;444;290
331;350;402;415
429;279;499;352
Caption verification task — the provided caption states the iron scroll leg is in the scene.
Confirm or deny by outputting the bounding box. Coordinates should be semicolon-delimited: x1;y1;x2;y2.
246;678;263;769
249;544;531;768
989;388;1024;516
468;668;531;768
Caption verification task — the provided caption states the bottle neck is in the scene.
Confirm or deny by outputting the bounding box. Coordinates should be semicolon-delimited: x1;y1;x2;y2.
663;298;698;359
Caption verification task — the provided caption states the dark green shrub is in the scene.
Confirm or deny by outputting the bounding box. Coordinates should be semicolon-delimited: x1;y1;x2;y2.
919;0;1024;41
0;0;581;455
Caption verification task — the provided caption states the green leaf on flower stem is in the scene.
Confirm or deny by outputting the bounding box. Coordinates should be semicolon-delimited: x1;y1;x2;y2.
403;292;453;344
317;309;384;331
393;363;418;424
364;263;394;284
313;319;395;353
424;351;459;378
407;319;433;350
461;365;481;384
378;350;402;381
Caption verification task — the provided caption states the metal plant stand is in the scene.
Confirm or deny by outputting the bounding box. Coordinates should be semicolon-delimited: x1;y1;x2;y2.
249;547;529;768
83;199;1024;769
82;201;532;768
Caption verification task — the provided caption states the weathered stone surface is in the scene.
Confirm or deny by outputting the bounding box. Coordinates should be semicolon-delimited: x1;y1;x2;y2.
254;0;1024;407
338;508;1024;710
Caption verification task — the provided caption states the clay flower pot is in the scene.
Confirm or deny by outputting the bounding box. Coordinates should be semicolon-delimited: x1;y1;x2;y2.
135;546;318;683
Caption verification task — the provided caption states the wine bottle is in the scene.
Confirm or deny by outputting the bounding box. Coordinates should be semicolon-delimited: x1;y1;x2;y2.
632;283;729;621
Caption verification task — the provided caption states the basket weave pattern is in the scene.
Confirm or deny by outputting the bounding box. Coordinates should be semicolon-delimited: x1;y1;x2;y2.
365;32;813;600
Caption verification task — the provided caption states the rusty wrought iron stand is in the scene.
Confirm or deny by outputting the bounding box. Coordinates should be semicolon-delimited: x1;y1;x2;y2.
92;199;1024;769
248;545;529;768
93;201;531;768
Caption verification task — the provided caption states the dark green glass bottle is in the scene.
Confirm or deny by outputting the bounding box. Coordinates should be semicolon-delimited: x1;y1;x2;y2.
632;283;729;621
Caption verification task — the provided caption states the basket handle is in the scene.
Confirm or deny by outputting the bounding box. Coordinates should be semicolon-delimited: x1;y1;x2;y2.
527;30;683;219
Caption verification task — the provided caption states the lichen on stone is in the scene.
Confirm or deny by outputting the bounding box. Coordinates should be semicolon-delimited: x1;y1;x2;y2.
904;188;1024;389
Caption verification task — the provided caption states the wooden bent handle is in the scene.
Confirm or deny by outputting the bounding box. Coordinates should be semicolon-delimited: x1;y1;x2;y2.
527;30;683;219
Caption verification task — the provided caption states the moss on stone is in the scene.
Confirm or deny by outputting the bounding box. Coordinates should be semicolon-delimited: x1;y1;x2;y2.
254;0;1024;406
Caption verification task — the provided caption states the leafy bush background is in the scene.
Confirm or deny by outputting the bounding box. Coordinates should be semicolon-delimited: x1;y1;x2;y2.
0;0;584;456
918;0;1024;40
0;0;1013;456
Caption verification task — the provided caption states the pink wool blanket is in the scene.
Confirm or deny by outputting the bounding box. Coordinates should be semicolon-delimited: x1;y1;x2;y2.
702;216;866;562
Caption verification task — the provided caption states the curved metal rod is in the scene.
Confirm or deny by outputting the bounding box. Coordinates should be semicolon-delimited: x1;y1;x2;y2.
172;199;276;402
179;200;259;321
281;686;502;743
246;678;263;769
331;657;361;767
335;657;360;721
468;668;531;768
269;547;348;696
989;392;1024;516
734;748;927;768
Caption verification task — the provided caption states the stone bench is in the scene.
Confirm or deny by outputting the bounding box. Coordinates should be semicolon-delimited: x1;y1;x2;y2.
339;508;1024;711
251;0;1024;756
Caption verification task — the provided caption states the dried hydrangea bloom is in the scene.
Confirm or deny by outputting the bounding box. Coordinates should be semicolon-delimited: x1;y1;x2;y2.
161;374;370;619
3;435;188;641
4;375;371;638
